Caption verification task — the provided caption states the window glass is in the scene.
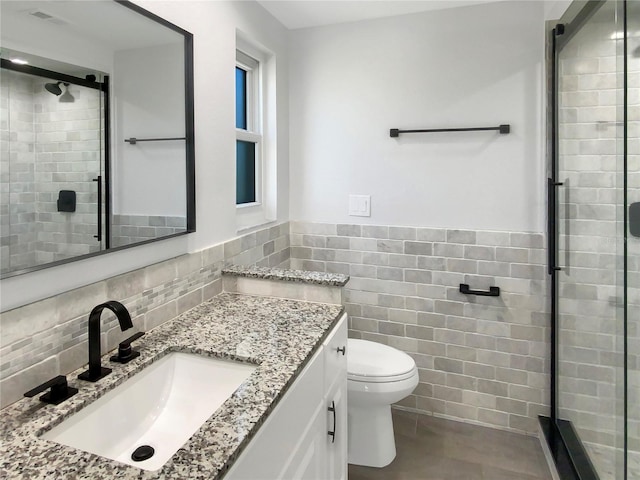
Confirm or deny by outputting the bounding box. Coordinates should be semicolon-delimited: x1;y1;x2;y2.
235;66;247;130
236;140;256;204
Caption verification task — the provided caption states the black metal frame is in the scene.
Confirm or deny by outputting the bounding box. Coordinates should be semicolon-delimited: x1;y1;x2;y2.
540;417;595;480
549;20;560;432
0;0;195;278
555;1;607;51
0;59;104;89
544;1;629;479
548;18;562;477
116;0;196;234
622;2;629;475
103;75;112;249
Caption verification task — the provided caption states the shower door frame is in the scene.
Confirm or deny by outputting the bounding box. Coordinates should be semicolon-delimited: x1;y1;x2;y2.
0;60;112;254
545;1;629;479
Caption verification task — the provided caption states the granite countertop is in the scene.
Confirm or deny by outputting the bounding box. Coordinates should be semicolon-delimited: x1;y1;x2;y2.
222;265;350;287
0;293;343;479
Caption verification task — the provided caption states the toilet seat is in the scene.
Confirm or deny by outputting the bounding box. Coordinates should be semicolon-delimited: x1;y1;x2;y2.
347;339;417;383
348;367;418;383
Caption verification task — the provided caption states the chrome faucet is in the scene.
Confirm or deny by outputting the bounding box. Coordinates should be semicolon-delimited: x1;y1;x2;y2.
78;300;133;382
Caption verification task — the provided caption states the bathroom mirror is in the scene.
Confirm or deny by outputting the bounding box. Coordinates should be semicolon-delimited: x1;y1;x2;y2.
0;0;195;278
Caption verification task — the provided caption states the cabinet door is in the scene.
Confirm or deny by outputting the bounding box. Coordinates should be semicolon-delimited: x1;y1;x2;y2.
225;315;348;480
284;402;327;480
326;379;348;480
323;313;348;393
324;313;348;480
225;348;324;480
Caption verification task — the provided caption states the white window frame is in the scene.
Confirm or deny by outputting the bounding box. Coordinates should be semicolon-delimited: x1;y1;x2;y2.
236;50;261;207
235;35;276;231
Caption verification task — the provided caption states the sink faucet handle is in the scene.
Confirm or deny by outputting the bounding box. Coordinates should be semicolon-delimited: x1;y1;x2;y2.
111;331;145;364
121;331;144;348
24;375;78;405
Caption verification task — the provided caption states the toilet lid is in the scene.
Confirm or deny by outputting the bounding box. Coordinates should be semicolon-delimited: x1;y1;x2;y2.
347;339;417;382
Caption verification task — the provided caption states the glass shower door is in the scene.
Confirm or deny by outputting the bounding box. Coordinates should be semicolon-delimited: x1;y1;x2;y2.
0;66;105;275
626;2;640;477
555;1;626;478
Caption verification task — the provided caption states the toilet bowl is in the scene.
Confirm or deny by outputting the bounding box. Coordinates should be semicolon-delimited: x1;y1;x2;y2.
347;339;419;468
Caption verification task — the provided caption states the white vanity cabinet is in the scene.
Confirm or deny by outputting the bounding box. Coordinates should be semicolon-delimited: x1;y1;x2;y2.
225;313;348;480
323;314;348;480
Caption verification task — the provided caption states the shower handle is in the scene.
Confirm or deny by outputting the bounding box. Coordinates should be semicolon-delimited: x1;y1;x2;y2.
547;178;563;275
93;176;102;242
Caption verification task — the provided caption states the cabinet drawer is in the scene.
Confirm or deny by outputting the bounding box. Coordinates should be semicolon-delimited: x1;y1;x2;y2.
323;313;348;392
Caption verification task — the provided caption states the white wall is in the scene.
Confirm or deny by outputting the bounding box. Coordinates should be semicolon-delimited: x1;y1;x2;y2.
2;0;553;310
1;9;113;74
138;0;290;247
544;0;572;21
113;42;186;216
1;0;289;310
289;1;546;233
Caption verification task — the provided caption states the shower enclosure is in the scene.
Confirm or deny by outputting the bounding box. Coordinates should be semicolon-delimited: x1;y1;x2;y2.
547;1;638;479
0;61;109;275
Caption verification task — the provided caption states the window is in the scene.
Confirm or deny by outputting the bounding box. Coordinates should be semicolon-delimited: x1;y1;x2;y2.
236;50;261;206
235;36;276;230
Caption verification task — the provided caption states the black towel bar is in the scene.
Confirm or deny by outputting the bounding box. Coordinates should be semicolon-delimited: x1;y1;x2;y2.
124;137;186;145
390;124;510;137
459;283;500;297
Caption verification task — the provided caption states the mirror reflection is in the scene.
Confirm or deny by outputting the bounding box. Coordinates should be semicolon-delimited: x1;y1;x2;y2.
0;0;195;278
1;63;105;275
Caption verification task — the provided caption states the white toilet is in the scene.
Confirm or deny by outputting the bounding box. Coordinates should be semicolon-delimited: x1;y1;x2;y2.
347;338;419;468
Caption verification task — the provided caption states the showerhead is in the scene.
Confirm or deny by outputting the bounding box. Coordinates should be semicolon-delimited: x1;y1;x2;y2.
59;83;74;103
44;82;74;102
44;81;62;96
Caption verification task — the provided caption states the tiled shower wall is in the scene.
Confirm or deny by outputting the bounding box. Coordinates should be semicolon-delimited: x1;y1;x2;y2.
0;221;290;408
629;44;640;480
0;71;102;275
289;221;549;435
557;10;640;478
557;29;622;479
1;70;38;273
32;78;102;264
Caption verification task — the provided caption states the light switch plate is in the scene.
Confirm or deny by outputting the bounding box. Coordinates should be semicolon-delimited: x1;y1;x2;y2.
349;195;371;217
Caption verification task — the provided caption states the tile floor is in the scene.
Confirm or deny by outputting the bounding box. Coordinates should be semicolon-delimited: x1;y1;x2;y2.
348;410;553;480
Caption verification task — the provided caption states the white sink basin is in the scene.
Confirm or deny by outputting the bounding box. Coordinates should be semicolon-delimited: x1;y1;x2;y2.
42;352;257;471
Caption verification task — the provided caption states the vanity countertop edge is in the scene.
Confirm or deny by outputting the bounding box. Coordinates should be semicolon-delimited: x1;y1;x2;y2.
0;293;344;479
222;265;350;287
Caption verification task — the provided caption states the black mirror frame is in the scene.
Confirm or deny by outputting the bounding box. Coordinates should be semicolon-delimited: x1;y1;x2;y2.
117;0;196;234
1;0;195;279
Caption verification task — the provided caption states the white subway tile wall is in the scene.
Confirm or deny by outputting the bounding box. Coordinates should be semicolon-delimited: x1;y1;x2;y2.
290;221;549;434
0;222;290;408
